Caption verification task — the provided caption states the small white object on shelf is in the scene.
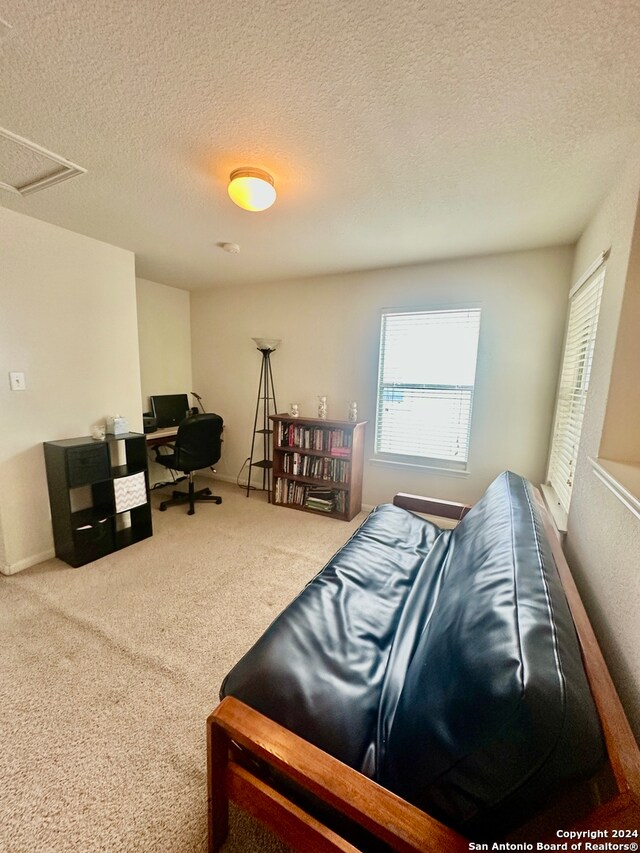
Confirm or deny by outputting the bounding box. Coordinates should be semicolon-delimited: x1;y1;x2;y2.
318;396;327;419
106;415;128;435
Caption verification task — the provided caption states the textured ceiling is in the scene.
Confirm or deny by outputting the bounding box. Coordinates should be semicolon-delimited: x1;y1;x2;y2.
1;0;639;290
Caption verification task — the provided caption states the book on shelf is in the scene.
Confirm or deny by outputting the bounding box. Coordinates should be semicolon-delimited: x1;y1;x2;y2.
277;422;353;453
305;498;334;512
329;446;351;458
274;479;346;515
281;451;348;483
305;487;333;509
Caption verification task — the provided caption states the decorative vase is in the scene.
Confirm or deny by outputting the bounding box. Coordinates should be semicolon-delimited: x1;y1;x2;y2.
318;396;328;419
348;401;358;423
290;403;300;418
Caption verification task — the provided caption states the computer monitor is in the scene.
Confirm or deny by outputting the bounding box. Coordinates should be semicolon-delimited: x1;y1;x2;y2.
150;394;191;428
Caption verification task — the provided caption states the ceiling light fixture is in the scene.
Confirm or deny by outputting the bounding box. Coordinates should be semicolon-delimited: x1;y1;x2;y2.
228;168;276;212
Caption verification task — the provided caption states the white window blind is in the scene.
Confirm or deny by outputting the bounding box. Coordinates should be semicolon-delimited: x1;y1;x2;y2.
547;266;605;513
375;308;481;466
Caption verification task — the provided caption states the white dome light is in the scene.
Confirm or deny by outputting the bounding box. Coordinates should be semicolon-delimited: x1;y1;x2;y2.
228;168;276;212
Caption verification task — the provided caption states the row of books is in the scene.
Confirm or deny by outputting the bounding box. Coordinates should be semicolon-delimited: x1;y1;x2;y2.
274;479;347;514
281;452;349;483
277;422;352;452
329;445;351;458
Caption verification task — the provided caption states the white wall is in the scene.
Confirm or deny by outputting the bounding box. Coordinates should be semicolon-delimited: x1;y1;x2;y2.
0;208;142;574
136;277;192;411
564;149;640;740
191;246;573;504
135;277;192;485
599;201;640;463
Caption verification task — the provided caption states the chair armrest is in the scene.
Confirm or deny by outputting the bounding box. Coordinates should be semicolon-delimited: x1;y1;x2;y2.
393;492;471;521
153;443;175;459
208;696;468;853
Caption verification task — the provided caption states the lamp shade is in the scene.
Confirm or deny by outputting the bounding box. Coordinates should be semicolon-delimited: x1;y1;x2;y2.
252;337;281;351
228;168;276;211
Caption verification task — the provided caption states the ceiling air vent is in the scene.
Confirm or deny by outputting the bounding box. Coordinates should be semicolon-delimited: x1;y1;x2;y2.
0;127;86;196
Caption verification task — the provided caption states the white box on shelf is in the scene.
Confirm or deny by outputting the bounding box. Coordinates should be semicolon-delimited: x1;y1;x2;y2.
106;416;128;435
114;472;147;512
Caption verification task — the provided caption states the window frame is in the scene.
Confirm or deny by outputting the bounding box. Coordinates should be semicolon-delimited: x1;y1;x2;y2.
373;304;482;473
546;263;606;517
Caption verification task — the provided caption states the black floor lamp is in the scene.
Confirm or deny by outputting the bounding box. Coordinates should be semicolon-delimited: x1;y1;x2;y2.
246;337;280;501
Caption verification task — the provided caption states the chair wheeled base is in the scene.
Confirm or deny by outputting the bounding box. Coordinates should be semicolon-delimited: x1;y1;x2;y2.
159;471;222;515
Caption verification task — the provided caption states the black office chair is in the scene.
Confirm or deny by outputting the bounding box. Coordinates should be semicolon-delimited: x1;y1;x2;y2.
155;413;223;515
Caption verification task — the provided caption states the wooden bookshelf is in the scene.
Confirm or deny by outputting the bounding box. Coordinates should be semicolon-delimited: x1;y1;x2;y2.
270;414;366;521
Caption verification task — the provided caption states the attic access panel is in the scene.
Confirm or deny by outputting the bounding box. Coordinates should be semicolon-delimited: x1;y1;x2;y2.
0;127;86;196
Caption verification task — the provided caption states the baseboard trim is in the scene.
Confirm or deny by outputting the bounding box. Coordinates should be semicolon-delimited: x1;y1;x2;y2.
207;472;241;486
1;547;56;576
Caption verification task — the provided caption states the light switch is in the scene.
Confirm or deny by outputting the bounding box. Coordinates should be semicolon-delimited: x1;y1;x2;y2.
9;371;26;391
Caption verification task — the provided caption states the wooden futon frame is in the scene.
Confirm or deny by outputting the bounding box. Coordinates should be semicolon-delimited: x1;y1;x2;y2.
207;489;640;852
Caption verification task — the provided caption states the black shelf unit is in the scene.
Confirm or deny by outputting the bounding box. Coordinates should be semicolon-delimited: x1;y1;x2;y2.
43;432;152;567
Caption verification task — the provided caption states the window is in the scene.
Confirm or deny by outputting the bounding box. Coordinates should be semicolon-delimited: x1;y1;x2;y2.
375;307;482;468
547;265;605;513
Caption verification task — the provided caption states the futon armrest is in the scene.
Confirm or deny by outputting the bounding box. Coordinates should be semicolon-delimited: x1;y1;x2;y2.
208;696;468;853
393;492;471;521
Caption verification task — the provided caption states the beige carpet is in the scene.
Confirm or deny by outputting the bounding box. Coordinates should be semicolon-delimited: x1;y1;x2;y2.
1;480;368;853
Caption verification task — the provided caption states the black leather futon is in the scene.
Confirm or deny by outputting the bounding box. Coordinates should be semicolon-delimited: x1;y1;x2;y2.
220;471;605;837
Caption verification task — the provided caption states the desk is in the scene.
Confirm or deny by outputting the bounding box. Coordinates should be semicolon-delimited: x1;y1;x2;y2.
145;427;178;449
146;427;179;489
